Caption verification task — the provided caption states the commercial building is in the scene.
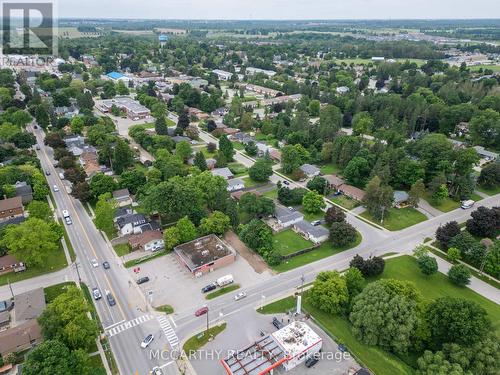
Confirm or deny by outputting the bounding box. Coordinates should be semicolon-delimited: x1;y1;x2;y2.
213;69;233;81
98;97;151;120
173;234;235;276
246;67;277;77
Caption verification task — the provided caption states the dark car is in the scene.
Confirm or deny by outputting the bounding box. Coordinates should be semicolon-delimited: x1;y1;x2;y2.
282;180;290;185
195;306;208;317
33;125;38;129
338;344;348;353
106;292;116;306
45;170;51;176
102;261;110;269
272;317;284;330
137;276;150;285
305;356;319;368
201;283;217;293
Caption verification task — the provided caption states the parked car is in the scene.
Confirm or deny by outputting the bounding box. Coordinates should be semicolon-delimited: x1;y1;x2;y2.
234;292;247;301
102;261;110;269
461;200;475;209
53;185;59;192
201;283;217;293
65;216;72;225
282;180;290;185
92;288;102;300
311;220;321;226
195;306;208;317
106;292;116;306
305;356;319;368
140;334;154;348
272;317;284;329
338;344;347;353
137;276;150;285
33;125;38;129
90;259;99;268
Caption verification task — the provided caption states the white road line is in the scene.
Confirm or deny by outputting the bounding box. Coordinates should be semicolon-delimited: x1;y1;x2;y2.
169;315;177;328
106;314;154;337
159;361;174;369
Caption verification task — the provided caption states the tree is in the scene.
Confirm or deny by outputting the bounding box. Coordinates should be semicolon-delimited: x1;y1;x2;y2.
239;194;275;220
218;135;234;161
175;216;197;244
206;142;217;153
330;221;357;247
425;297;491;347
466;206;500;238
343;267;365;299
302;191;326;214
448;264;471;286
350;281;419;354
408;180;425;208
416;351;466;375
433;184;449;204
436;221;461;249
308;271;349;314
362;176;394;220
175;141;192;163
248;159;273;182
199;211;230;236
447;247;461;263
119;169;146;195
94;193;117;236
112;139;134;174
343;157;370;187
352;112;374;135
349;255;385;277
318;105;342;140
239;219;273;250
306;176;327;195
89;173;117;199
26;200;51;220
469;109;500;149
155;116;169;135
2;218;59;267
325;206;346;225
38;286;99;351
281;144;309;174
418;255;438;275
477;162;500;189
70;116;85;134
244;141;258;156
164;226;180;251
277;186;307;206
193;151;208;171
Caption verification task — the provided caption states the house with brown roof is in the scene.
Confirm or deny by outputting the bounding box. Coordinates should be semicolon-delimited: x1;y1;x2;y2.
0;320;42;360
269;149;282;162
0;255;25;276
128;231;164;252
324;174;345;191
0;197;24;223
338;184;365;202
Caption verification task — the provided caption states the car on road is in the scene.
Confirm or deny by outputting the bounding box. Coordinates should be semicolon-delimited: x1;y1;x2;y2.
305;355;319;368
151;367;163;375
287;206;294;211
137;276;150;285
140;334;154;348
53;185;59;192
234;292;247;301
338;344;347;353
461;200;475;209
195;306;209;317
102;261;110;269
90;259;99;268
92;288;102;300
65;216;72;225
311;220;321;226
272;317;284;329
45;170;51;176
201;283;217;293
33;125;38;129
35;145;40;150
282;180;289;185
106;291;116;306
62;209;70;218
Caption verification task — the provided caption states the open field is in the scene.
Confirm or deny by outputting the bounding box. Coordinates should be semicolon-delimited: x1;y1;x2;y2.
272;229;313;256
361;207;427;231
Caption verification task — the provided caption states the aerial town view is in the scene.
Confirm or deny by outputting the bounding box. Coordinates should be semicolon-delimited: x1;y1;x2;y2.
0;1;498;374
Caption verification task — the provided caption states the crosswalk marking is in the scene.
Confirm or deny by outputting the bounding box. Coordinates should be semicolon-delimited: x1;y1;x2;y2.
106;314;154;337
157;315;179;348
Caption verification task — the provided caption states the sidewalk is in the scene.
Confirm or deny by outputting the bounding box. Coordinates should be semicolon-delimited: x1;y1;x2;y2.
418;199;442;218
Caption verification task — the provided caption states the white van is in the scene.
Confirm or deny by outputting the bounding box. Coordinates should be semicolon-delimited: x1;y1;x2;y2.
216;274;234;287
461;200;475;209
59;172;65;180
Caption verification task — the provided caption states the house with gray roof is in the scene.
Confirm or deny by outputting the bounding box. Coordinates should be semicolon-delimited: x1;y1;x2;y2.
13;288;46;324
227;178;245;192
116;213;147;236
473;146;498;161
274;205;304;229
299;164;321;178
293;220;329;244
393;191;409;208
14;181;33;204
211;167;234;180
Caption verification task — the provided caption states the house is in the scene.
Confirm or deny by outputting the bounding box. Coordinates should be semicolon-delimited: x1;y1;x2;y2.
246;67;277;77
206;158;216;170
473;146;498;162
393;191;409;208
79;147;100;177
274;205;304;229
338;184;365;202
336;86;350;94
112;188;133;207
128;231;164;252
211;167;234;180
13;288;46;323
227;178;245;192
114;207;133;222
14;181;33;204
324;174;345;191
293;220;329;244
212;69;233;81
171;135;191;143
231;132;254;145
269;149;282;162
0;320;42;360
299;164;321;178
116;213;147;236
106;71;130;83
212;107;229;117
223;128;240;136
0;197;24;223
0;255;25;275
256;142;270;157
136;221;161;234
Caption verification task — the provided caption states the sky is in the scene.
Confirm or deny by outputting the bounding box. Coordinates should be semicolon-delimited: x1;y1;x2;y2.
57;0;500;20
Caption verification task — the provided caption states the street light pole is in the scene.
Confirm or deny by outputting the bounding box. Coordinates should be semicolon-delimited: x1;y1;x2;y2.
7;279;14;299
74;262;82;284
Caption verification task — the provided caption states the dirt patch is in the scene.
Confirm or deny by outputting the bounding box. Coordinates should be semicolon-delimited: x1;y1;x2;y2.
223;231;272;274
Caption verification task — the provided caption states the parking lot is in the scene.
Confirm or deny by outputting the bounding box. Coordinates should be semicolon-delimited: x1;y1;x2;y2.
130;252;274;313
189;306;360;375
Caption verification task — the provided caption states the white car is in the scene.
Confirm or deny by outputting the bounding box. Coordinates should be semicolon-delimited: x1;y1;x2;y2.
62;209;69;218
90;259;99;268
234;292;247;301
53;185;59;192
92;288;102;300
140;334;154;348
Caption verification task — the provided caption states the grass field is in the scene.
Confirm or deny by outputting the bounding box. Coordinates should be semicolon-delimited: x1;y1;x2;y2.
423;192;460;212
113;243;131;257
0;245;68;286
273;232;362;272
242;176;260;188
183;323;227;353
319;163;341;175
272;229;313;256
302;210;325;222
59;219;76;262
206;284;240;300
477;184;500;196
330;195;359;210
361;207;427;231
469;65;500;72
44;281;75;303
228;162;248;177
262;189;278;199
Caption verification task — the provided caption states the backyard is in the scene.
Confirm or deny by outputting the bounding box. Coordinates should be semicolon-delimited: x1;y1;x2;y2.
272;229;313;256
113;243;131;257
329;194;359;210
361;207;427;231
422;192;460;212
319;163;341;175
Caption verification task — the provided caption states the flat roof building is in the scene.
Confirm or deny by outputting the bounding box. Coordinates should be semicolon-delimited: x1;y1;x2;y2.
98;97;151;120
174;234;235;276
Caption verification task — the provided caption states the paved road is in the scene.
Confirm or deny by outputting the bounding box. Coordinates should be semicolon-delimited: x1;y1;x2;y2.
29;124;177;375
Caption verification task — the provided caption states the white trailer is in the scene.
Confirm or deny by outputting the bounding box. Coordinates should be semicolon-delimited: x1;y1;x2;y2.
216;274;234;287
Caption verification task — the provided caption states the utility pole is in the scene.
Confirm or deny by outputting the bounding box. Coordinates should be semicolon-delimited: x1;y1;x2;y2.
300;274;305;296
7;279;14;299
74;262;82;284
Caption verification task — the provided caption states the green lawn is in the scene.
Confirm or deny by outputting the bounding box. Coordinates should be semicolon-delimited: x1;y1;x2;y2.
228;162;248;177
273;232;362;272
470;192;483;201
0;245;68;287
302;210;325;222
183;323;227;353
113;243;131;257
58;219;76;262
477;184;500;196
155;304;174;314
44;281;76;303
123;250;167;268
199;147;217;159
330;195;359;210
206;284;240;300
423;192;460;212
273;230;313;256
88;354;106;373
242;176;260;188
262;189;278;199
319;163;341;175
361;207;427;231
231;141;245;151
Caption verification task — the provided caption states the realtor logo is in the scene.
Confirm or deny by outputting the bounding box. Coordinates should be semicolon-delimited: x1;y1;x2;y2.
1;1;56;55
